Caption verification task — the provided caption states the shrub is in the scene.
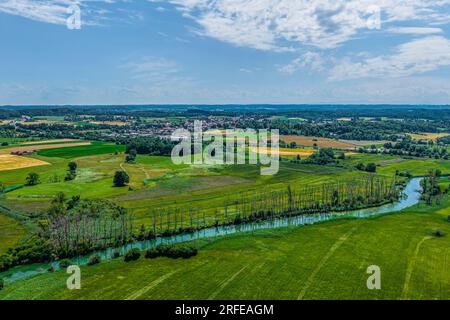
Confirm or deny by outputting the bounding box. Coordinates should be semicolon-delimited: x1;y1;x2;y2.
145;248;159;259
447;215;450;222
0;278;4;290
59;258;72;269
124;249;141;262
431;229;445;237
148;244;198;259
113;249;121;258
87;255;101;266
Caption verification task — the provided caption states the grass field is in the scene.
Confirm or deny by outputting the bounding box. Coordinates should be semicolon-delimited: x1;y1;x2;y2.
37;142;125;158
1;200;449;300
0;214;25;256
0;155;50;172
0;142;91;155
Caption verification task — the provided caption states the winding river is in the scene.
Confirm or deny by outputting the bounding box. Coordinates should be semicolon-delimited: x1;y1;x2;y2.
2;177;423;282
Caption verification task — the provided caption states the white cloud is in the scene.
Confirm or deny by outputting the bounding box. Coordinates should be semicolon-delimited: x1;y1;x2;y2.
0;0;123;26
120;56;180;80
388;27;443;35
166;0;450;51
329;36;450;80
278;52;325;74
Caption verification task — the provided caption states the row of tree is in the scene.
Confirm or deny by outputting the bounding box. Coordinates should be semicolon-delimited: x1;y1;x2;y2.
141;175;399;236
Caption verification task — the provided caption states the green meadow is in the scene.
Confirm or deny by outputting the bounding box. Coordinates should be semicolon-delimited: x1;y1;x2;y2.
37;142;125;158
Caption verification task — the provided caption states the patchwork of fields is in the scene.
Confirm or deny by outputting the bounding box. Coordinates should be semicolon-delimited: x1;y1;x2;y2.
0;135;449;300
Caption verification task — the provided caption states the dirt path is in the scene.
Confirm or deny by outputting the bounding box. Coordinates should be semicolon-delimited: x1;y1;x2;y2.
401;236;432;299
208;265;249;300
125;271;178;300
297;226;359;300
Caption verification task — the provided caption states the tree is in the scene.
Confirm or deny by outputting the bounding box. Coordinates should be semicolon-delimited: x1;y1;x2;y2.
113;171;129;187
356;163;366;171
68;161;77;172
125;149;137;163
25;172;40;186
65;162;77;181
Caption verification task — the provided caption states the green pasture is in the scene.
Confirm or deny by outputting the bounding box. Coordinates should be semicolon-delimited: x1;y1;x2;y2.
0;214;25;255
37;142;125;158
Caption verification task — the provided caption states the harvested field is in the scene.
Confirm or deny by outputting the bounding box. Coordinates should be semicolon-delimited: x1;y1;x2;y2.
0;142;91;155
21;139;78;145
407;132;450;141
251;147;316;157
281;135;357;149
20;120;50;125
91;121;129;126
340;140;390;147
0;154;50;171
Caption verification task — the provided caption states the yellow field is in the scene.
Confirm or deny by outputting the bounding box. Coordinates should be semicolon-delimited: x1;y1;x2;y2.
251;147;316;157
0;154;50;171
91;121;129;126
340;139;389;147
20;120;50;125
281;135;357;150
0;142;91;155
407;132;450;141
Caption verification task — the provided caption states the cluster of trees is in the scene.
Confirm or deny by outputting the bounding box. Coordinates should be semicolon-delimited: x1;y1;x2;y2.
42;193;134;258
355;162;377;173
303;148;336;165
126;137;175;156
0;235;51;272
421;170;444;205
378;141;449;159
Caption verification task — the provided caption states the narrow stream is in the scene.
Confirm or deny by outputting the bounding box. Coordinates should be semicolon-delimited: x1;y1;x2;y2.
3;177;423;282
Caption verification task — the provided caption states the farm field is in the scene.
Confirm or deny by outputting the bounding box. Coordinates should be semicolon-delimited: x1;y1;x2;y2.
0;142;91;155
36;142;125;158
281;135;358;149
1;200;449;300
408;132;450;141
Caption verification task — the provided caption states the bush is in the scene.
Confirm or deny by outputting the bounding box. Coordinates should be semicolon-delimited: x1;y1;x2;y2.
87;255;101;266
124;249;141;262
144;248;159;259
113;249;121;258
59;258;72;269
431;229;445;237
0;278;4;290
146;244;198;259
447;215;450;222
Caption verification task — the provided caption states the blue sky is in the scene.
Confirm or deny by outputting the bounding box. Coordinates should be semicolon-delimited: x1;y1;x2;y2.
1;0;450;105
